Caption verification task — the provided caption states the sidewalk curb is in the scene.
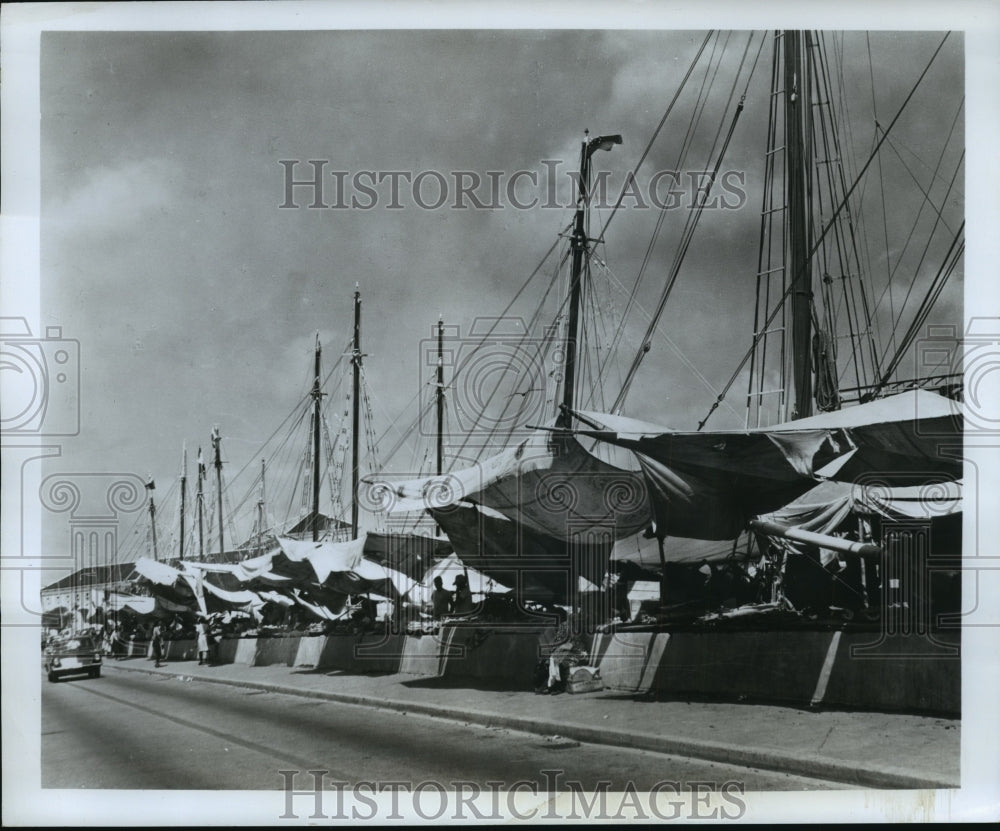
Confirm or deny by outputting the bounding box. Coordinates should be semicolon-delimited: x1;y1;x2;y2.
106;662;957;791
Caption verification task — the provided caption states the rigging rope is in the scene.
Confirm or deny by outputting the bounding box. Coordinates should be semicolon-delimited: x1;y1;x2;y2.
870;221;964;396
448;246;571;463
878;146;964;372
866;100;964;336
866;32;897;361
600;33;765;402
696;31;952;430
595;30;715;244
613;87;749;411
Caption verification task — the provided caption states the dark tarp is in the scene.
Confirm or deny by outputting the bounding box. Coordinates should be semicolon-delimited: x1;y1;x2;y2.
362;532;453;583
371;430;652;604
574;390;961;541
429;502;615;605
134;558;202;610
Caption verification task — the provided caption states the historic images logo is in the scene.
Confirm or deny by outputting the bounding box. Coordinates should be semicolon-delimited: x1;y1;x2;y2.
278;159;748;212
278;770;748;822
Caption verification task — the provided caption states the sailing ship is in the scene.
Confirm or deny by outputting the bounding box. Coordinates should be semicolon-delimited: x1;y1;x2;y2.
132;288;451;624
368;29;963;637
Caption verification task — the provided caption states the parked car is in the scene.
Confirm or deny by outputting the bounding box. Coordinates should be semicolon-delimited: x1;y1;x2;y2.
43;633;102;682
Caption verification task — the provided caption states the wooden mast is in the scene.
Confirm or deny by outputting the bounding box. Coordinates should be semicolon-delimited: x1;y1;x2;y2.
434;316;445;537
146;477;158;561
257;458;266;552
560;131;621;426
212;426;224;558
196;447;205;560
351;287;361;539
179;445;186;561
560;134;591;427
784;30;814;420
311;334;323;541
436;316;444;477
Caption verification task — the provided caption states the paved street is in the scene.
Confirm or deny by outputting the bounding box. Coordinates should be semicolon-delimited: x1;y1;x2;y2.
42;669;846;792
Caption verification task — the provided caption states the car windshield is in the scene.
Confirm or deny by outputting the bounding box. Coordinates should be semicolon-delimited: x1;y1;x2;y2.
61;638;95;651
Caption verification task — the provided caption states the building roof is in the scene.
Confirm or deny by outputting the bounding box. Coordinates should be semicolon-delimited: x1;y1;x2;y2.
42;563;137;594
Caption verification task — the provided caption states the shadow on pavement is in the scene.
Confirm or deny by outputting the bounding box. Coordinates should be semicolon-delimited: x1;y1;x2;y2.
399;675;528;692
288;667;398;678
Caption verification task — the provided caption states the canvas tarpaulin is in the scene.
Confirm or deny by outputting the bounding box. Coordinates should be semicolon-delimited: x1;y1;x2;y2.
120;596;157;616
254;589;296;607
367;430;651;541
292;588;345;621
134;557;202;610
276;535;417;599
415;552;511;602
759;479;962;529
323;556;417;600
428;502;619;604
277;536;366;584
199;580;258;609
362;532;453;583
229;551;298;588
573;390;961;541
755;478;962;565
134;557;185;587
369;430;651;604
612;532;751;571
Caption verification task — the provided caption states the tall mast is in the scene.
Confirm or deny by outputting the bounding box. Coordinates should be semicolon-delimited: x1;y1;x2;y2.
257;458;266;551
197;447;205;560
146;476;158;562
212;425;224;558
559;130;621;426
311;334;323;541
784;30;813;420
179;445;187;561
435;316;445;537
436;316;444;477
351;287;361;538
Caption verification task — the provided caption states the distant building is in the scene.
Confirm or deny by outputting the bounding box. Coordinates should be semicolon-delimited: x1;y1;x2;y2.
40;563;138;616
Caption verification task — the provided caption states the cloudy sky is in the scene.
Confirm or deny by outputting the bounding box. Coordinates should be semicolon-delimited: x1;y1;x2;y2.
34;25;964;568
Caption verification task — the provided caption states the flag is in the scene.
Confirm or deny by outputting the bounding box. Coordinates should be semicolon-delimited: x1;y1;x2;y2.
588;134;622;157
197;447;206;478
145;477;155;491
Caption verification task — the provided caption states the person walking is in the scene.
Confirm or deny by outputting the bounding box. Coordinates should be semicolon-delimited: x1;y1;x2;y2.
150;621;165;668
196;617;210;665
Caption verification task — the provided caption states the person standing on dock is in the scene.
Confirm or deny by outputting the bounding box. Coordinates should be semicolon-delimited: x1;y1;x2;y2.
196;617;209;665
150;622;165;668
453;573;474;615
431;575;452;619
